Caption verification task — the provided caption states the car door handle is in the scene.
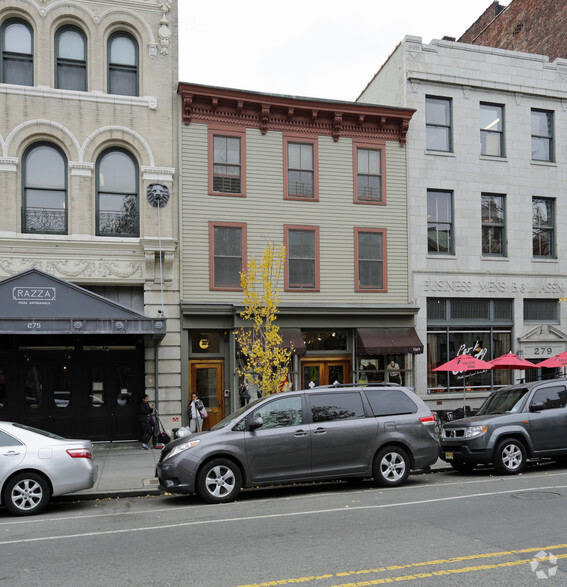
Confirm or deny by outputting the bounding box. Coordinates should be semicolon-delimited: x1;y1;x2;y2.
294;430;308;437
3;451;22;457
312;427;327;435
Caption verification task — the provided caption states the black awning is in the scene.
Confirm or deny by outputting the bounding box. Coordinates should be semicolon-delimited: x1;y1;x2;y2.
357;327;423;355
279;328;306;356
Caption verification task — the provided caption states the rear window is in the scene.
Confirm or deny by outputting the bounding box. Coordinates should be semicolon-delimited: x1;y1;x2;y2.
309;392;365;422
363;389;418;416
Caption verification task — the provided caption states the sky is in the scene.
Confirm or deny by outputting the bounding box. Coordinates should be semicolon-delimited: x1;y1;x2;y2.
177;0;512;103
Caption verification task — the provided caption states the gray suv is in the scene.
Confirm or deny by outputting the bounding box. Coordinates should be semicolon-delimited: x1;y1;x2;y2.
440;378;567;474
157;384;438;503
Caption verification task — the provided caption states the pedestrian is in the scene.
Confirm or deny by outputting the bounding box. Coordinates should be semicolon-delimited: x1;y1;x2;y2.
187;392;205;433
138;394;154;449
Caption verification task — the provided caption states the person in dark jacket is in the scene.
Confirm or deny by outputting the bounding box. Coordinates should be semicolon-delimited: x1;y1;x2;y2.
138;394;154;449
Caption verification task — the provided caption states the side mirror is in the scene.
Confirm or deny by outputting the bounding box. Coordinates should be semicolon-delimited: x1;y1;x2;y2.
248;415;264;430
530;402;544;412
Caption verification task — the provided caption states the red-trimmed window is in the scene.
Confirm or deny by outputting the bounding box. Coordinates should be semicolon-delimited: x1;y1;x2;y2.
209;222;247;290
353;141;385;204
284;225;320;291
209;128;246;196
355;228;387;292
283;136;318;200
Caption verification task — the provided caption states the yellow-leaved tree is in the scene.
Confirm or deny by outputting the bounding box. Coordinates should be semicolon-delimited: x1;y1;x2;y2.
235;242;292;397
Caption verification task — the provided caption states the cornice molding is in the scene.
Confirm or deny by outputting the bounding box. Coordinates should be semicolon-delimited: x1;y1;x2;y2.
178;84;414;144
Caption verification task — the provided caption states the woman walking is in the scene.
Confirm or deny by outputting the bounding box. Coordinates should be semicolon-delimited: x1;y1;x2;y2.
187;393;205;433
138;394;154;449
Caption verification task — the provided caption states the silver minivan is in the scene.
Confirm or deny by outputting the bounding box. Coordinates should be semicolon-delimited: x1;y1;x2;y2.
157;384;438;503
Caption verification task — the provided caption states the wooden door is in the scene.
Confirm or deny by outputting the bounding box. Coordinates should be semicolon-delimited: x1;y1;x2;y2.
189;360;225;429
301;357;351;389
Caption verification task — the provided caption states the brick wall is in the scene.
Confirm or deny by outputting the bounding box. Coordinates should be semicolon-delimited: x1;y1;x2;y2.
458;0;567;62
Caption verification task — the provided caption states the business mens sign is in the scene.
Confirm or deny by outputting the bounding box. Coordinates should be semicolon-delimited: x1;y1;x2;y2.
13;287;56;305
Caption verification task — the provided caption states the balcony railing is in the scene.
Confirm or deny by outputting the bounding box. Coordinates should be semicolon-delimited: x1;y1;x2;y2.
22;207;67;234
96;209;138;237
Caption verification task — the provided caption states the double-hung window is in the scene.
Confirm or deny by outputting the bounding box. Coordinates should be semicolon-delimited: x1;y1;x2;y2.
355;228;386;292
354;144;384;204
22;143;67;234
427;190;453;254
531;109;554;162
1;18;33;86
284;137;318;200
96;148;139;237
55;26;87;91
209;129;245;195
480;103;504;157
532;197;554;258
284;226;319;291
481;194;505;256
108;32;138;96
425;96;452;152
210;222;246;290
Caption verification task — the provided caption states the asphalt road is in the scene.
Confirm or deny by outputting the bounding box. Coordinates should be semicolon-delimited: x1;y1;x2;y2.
1;462;566;586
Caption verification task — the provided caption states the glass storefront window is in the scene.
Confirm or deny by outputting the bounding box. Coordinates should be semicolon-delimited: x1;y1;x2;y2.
303;330;347;352
357;356;406;385
89;366;105;408
53;364;71;408
116;366;132;407
24;365;42;408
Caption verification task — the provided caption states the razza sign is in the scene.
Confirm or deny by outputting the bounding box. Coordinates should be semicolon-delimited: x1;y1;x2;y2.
13;287;56;304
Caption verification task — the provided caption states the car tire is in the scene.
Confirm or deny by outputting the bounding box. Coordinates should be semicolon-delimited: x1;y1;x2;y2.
373;446;410;487
196;458;242;504
449;461;476;474
493;439;526;475
3;472;51;516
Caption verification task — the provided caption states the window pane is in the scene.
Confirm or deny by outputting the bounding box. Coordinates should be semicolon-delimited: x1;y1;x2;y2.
480;104;503;131
253;396;303;429
288;230;315;288
310;392;365;422
26;145;65;189
99;151;136;192
426;97;450;125
531;111;552;137
5;22;32;53
58;29;85;60
364;389;417;416
109;68;137;96
426;127;450;151
214;226;242;287
524;299;558;322
110;35;136;65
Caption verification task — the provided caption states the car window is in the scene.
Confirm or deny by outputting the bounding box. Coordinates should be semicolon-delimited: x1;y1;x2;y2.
530;385;567;410
363;389;417;416
309;392;365;423
476;387;530;415
0;430;23;447
12;422;64;440
253;396;303;429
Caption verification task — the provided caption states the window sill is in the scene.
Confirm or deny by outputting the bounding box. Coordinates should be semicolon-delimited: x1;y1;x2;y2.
424;150;454;158
479;155;508;162
531;159;556;167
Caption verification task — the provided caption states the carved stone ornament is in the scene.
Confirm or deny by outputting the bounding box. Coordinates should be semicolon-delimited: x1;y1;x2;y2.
146;183;170;207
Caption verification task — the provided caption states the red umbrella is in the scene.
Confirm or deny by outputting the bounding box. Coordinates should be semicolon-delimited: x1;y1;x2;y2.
536;351;567;369
488;352;537;369
433;355;493;412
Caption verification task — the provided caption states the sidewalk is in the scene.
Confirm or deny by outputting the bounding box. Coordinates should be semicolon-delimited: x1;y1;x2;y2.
67;441;449;501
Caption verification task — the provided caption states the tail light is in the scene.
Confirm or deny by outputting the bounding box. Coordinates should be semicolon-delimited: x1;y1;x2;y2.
419;414;436;424
67;448;93;460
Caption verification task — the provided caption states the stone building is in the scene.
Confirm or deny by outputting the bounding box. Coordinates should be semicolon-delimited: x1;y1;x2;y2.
0;0;180;439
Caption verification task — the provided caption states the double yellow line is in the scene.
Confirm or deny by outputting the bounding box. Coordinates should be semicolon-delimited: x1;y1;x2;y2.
237;544;567;586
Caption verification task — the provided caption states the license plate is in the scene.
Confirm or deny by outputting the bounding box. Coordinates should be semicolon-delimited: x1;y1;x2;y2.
445;451;453;460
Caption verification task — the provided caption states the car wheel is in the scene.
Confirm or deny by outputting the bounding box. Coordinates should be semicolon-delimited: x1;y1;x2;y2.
3;472;51;516
449;461;476;474
197;458;242;504
493;439;526;475
373;446;410;487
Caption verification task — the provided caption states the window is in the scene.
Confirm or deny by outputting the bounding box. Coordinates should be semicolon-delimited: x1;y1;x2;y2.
481;194;505;256
530;386;567;410
427;190;453;254
480;103;504;157
55;26;87;91
425;96;452;152
1;18;33;86
252;396;303;429
363;389;417;417
532;109;554;162
209;222;246;290
532;197;554;257
284;226;319;291
309;392;365;423
107;32;138;96
355;228;386;292
209;129;246;195
354;146;383;203
22;143;67;234
96;148;139;236
524;299;558;323
284;137;318;200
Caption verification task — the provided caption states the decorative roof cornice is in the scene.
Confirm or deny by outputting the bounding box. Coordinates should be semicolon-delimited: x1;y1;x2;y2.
178;83;414;144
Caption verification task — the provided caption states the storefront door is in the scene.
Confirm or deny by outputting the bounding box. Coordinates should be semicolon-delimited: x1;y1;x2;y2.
189;360;225;429
301;357;351;388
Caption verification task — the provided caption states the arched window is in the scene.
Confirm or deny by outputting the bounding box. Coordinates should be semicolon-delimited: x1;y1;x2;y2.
96;148;139;237
107;32;138;96
55;25;87;91
22;144;67;234
1;18;33;86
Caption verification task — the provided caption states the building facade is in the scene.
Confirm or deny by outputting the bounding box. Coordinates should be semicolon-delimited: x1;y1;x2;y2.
359;34;567;408
177;83;421;424
0;0;180;439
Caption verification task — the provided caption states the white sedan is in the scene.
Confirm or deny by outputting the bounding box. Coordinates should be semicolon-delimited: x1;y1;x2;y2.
0;422;98;516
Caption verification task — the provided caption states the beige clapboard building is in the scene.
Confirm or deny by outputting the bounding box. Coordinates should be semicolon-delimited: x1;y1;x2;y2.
0;0;180;440
177;83;422;426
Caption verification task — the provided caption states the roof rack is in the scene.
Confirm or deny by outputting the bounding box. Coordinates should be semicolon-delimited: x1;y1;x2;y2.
312;382;401;390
